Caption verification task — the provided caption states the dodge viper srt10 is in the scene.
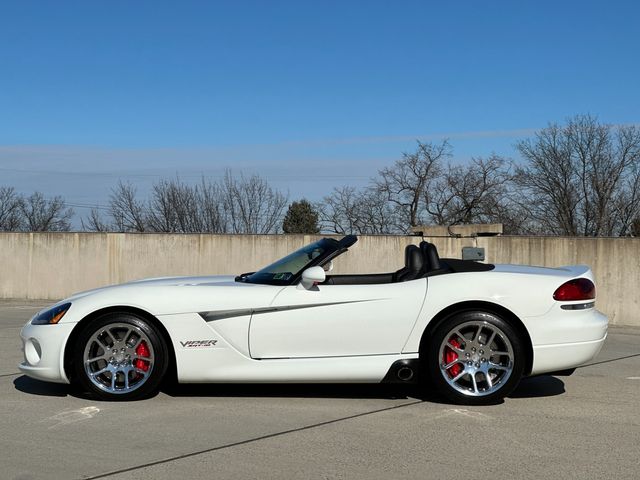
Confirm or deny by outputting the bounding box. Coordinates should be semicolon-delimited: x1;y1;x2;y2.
19;235;608;405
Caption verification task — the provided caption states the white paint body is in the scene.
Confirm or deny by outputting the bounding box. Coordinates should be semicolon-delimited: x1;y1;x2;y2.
19;264;607;385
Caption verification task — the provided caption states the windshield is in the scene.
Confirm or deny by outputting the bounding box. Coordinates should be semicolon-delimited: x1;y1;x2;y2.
245;238;339;285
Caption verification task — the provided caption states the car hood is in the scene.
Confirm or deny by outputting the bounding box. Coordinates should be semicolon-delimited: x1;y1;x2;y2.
51;274;279;322
68;274;240;299
127;275;239;287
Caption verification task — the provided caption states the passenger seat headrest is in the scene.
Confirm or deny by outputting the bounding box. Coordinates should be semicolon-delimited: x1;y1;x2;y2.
405;244;424;273
420;241;441;271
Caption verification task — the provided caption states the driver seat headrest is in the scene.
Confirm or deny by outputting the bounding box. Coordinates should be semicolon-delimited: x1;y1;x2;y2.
404;244;424;274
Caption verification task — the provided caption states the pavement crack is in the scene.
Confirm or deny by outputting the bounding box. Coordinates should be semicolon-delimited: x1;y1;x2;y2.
81;399;424;480
0;372;21;378
578;353;640;368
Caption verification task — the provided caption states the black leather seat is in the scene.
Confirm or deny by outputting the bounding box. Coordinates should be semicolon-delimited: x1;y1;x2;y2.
419;241;495;276
394;245;424;282
420;241;442;272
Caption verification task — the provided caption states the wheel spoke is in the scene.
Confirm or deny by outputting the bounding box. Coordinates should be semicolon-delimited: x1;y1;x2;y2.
86;354;107;363
443;359;461;370
485;372;494;389
485;331;496;347
454;330;466;343
447;341;464;353
491;350;509;356
110;372;117;390
90;366;109;377
489;364;509;372
105;329;118;345
122;327;134;345
473;325;482;342
471;372;479;394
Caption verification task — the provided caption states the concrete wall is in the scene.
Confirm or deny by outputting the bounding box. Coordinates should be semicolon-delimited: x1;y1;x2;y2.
0;232;637;326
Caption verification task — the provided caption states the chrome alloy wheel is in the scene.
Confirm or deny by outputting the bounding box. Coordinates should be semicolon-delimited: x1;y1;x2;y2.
438;320;514;397
83;322;155;395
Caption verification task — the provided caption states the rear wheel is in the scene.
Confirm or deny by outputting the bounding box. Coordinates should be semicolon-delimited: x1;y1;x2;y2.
72;313;168;400
426;311;524;405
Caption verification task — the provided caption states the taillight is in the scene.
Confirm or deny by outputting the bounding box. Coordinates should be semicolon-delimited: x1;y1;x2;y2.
553;278;595;301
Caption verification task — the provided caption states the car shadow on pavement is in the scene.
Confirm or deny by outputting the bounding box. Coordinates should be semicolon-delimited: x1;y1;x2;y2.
163;376;566;403
13;375;71;397
12;374;427;401
509;375;565;398
13;374;566;402
162;382;426;401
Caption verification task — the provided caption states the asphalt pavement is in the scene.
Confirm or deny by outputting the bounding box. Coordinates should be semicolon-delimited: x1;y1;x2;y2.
1;300;638;480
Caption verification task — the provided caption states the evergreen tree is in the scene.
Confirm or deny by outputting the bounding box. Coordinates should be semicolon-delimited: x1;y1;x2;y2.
282;199;320;234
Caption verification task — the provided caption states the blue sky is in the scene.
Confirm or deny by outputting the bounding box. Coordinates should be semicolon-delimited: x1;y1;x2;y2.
1;1;639;219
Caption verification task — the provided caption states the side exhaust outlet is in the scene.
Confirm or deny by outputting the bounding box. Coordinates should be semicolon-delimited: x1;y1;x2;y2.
397;366;414;381
381;359;420;384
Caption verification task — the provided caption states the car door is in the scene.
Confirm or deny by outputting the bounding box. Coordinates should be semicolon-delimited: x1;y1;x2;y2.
248;279;427;358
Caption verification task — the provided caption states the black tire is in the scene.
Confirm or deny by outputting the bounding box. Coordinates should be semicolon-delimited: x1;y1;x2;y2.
72;312;169;401
425;311;525;405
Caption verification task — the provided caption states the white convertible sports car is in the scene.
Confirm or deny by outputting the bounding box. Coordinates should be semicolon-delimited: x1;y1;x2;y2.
19;235;608;405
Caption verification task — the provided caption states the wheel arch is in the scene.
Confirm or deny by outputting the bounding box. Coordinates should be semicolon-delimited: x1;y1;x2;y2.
63;306;177;383
418;301;533;376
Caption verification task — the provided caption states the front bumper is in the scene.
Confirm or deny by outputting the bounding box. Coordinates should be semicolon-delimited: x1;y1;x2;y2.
18;321;75;384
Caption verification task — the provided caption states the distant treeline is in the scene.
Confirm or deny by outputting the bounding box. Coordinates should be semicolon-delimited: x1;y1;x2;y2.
2;115;640;237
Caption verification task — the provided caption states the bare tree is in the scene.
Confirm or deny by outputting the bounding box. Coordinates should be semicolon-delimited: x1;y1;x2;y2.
356;188;401;234
221;171;288;234
516;115;640;236
316;186;362;234
426;155;513;226
317;186;399;234
318;149;514;235
611;161;640;236
146;177;230;233
109;181;149;232
194;178;228;233
375;140;450;230
19;192;74;231
0;186;23;231
147;178;200;233
81;207;112;232
86;172;285;234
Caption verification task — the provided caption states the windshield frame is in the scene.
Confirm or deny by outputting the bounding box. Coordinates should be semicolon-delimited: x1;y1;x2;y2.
240;235;356;286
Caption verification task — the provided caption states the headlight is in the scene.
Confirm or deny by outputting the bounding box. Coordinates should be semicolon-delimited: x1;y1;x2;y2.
32;303;72;325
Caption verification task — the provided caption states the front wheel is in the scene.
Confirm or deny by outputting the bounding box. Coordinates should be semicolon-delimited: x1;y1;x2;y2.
426;311;525;405
72;313;169;400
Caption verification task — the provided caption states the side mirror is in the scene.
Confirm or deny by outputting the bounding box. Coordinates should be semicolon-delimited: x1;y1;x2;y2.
299;266;326;290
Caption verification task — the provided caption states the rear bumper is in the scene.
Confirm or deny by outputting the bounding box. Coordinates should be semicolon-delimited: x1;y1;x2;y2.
531;334;606;375
529;307;608;375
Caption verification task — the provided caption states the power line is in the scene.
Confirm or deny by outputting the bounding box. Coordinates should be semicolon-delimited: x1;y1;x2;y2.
65;203;110;211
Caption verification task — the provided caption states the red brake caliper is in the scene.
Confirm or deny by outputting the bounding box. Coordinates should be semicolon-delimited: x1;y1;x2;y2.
135;341;151;372
444;337;463;378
